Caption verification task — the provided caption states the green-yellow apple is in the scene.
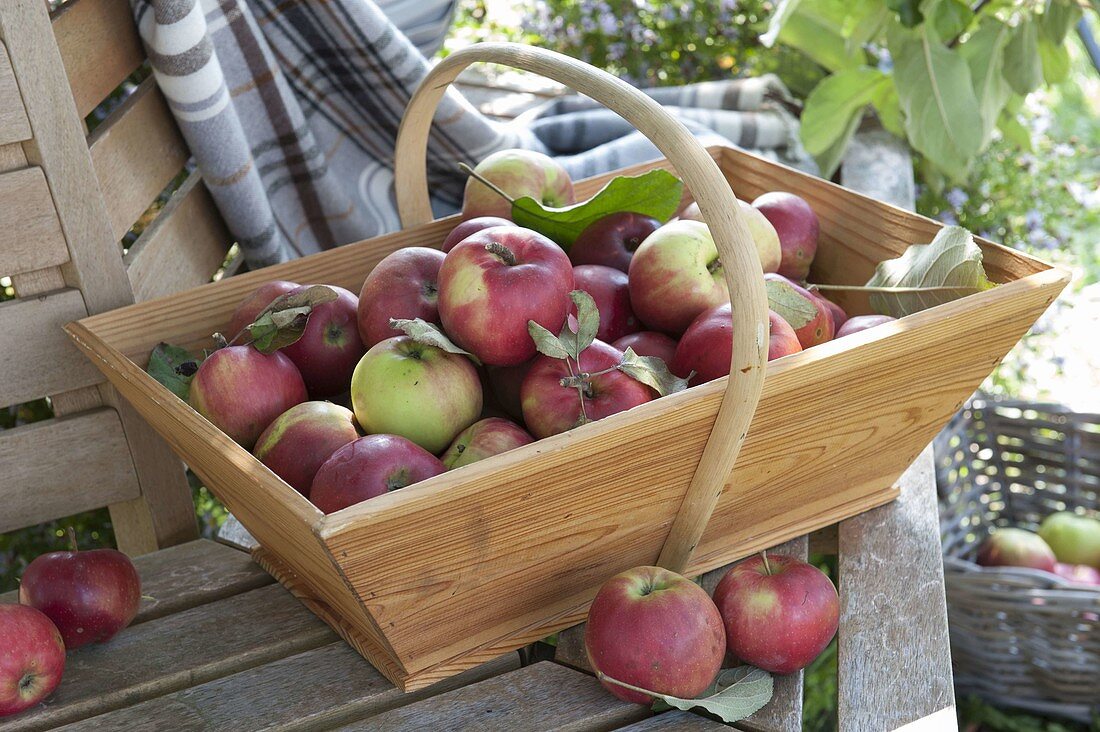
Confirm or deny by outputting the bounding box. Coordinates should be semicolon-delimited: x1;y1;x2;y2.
569;212;661;273
585;566;725;704
189;346;308;448
438;226;574;366
441;417;533;469
627;220;728;335
1039;512;1100;568
713;553;839;674
351;336;482;453
310;435;445;513
358;248;445;348
462;149;574;220
521;339;652;439
677;200;782;273
281;284;364;399
976;528;1057;571
0;605;64;717
253;401;359;496
753;191;819;281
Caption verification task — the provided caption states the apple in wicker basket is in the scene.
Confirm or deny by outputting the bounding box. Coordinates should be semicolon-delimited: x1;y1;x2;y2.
628;220;728;336
462;149;575;220
485;360;533;421
571;265;640;344
1053;563;1100;586
682;200;783;274
357;248;446;349
712;553;839;675
253;401;360;497
764;274;834;348
836;315;896;338
19;543;141;649
976;528;1057;572
438;226;574;367
225;280;299;340
441;417;534;470
189;346;308;449
350;335;482;454
585;566;726;704
568;212;662;273
1038;512;1100;569
752;191;819;281
521;339;652;439
441;216;512;253
0;605;65;718
280;285;364;399
672;304;802;386
310;435;445;514
611;331;678;365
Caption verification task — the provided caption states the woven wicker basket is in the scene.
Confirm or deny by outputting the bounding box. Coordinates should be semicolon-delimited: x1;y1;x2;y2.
935;398;1100;721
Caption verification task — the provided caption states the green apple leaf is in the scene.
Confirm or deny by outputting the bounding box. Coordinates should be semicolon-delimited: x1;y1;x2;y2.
1003;18;1044;96
760;0;805;46
599;667;774;723
616;347;691;397
1038;34;1071;85
1040;0;1082;44
765;279;818;329
961;18;1013;147
800;67;888;176
997;106;1033;152
866;225;995;317
255;284;338;321
528;320;572;361
147;342;203;401
509;170;683;249
887;0;923;26
248;307;312;354
390;318;479;364
562;290;600;360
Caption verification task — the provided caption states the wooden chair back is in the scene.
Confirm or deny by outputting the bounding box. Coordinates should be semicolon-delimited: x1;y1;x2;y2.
0;0;235;553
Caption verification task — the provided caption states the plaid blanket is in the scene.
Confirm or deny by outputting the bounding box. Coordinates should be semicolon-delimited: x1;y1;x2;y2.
133;0;813;268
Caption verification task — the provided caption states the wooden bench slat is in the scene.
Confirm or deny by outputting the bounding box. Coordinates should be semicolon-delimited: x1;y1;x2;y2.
335;661;649;731
618;712;729;730
0;288;104;409
0;166;69;277
57;644;519;732
6;583;336;732
0;40;31;144
50;0;145;119
837;446;957;731
0;409;140;533
0;540;271;621
125;171;231;303
88;77;189;242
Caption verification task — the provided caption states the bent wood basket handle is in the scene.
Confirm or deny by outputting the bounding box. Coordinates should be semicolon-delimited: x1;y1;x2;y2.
394;43;769;572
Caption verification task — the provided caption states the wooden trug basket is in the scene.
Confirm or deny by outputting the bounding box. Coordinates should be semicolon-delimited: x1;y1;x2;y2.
66;44;1068;691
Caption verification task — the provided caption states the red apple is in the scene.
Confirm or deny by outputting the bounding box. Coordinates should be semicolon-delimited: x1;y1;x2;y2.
611;331;678;365
351;336;482;453
812;293;848;333
585;566;725;704
764;274;833;348
280;284;364;398
753;192;819;281
253;401;360;497
189;346;308;448
713;553;839;674
358;247;446;349
571;265;640;343
442;216;512;253
462;149;574;220
521;339;652;439
768;310;803;360
976;528;1057;572
486;360;534;421
569;212;661;273
677;201;703;221
438;226;574;366
310;434;445;513
19;547;141;650
671;303;734;386
835;314;896;338
0;605;64;717
226;280;299;340
441;417;534;469
628;220;728;335
1053;563;1100;585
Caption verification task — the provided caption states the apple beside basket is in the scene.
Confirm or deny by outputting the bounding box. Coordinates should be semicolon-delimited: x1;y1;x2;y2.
65;43;1069;691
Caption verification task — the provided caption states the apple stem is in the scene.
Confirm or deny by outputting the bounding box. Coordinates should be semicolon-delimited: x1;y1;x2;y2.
484;241;518;266
807;283;984;294
66;526;78;553
706;257;723;275
563;357;589;424
596;671;667;700
459;163;516;205
760;549;773;575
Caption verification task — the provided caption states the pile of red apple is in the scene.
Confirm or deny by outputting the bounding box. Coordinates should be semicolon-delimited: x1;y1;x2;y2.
174;149;897;514
975;511;1100;586
584;553;838;707
1;539;141;717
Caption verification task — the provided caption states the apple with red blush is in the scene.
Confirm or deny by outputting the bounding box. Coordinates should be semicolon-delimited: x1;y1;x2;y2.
1053;562;1100;585
768;311;803;360
226;280;299;339
442;216;512;253
358;248;445;349
310;434;445;513
462;149;574;220
612;331;678;365
279;284;364;398
253;401;359;497
753;192;819;281
571;265;640;343
976;528;1057;572
836;314;896;338
764;274;833;348
569;212;661;273
441;417;534;469
0;605;65;718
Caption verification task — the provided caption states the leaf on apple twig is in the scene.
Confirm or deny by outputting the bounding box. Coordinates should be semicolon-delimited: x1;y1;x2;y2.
244;284;340;354
765;279;818;330
510;169;683;249
561;290;600;360
528;321;572;360
390;318;480;363
866;225;995;317
599;667;773;723
616;347;691;397
147;342;203;401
